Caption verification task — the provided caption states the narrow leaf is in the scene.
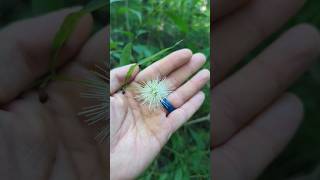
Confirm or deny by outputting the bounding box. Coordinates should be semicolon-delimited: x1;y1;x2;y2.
50;11;85;72
49;0;108;73
138;40;183;66
124;63;138;86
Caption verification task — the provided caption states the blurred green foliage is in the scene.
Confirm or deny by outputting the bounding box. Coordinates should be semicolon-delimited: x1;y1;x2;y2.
110;0;210;179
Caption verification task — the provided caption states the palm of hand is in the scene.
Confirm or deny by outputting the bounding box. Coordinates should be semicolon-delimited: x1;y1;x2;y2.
0;8;107;180
0;67;106;180
110;83;172;179
110;50;209;179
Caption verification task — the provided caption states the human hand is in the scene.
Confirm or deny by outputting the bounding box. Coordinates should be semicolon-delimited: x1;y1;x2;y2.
212;0;320;179
0;7;107;179
110;49;210;179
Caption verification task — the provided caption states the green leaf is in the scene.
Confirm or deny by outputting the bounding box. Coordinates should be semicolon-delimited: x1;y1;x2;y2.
49;11;85;73
174;168;183;180
189;129;205;149
167;12;188;33
120;43;132;66
124;63;138;87
133;44;152;58
159;174;169;180
138;40;183;66
129;8;142;23
49;0;108;74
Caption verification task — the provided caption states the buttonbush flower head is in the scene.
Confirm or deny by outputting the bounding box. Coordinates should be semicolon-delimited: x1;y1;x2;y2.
79;64;108;142
136;77;171;110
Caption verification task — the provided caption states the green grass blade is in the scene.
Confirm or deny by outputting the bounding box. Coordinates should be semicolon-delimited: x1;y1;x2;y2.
49;11;85;73
138;40;183;66
49;0;108;74
124;63;138;87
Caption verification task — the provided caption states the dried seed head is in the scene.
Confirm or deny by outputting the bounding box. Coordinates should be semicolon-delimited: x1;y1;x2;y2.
135;77;171;110
79;64;108;142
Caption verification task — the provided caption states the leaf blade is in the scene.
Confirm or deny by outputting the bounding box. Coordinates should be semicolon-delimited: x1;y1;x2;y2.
124;63;138;87
120;43;132;66
49;0;109;73
138;40;183;66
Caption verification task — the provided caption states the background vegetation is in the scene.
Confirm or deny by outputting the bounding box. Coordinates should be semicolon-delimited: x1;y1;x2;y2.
110;0;211;179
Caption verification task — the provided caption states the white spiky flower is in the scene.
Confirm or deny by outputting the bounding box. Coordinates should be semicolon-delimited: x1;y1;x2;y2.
136;77;171;110
79;64;108;142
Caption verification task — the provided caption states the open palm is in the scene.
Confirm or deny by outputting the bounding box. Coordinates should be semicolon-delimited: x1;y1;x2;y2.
0;8;106;179
110;49;210;179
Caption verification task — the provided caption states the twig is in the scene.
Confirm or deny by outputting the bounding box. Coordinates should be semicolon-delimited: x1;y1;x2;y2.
185;114;210;126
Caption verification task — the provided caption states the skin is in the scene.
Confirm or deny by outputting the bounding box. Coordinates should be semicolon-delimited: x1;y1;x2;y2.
110;50;210;179
212;0;320;179
0;8;107;180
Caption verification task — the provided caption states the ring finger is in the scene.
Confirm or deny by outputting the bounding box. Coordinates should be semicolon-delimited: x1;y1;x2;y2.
167;69;210;109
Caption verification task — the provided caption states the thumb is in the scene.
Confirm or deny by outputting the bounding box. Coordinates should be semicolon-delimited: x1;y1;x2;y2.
110;64;139;94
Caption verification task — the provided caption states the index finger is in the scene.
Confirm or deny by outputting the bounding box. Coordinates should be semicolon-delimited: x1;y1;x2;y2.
135;49;192;82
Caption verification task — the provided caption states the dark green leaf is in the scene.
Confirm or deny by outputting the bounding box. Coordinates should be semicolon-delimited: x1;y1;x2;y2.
174;168;183;180
129;8;142;23
159;174;168;180
167;12;188;33
120;43;133;66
